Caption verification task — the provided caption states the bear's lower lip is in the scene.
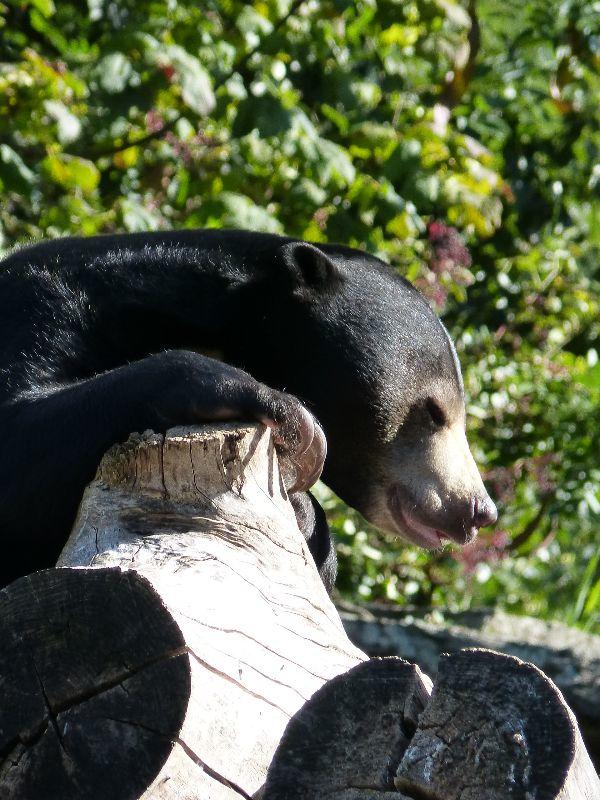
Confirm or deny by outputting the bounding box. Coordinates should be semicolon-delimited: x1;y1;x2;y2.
387;490;450;549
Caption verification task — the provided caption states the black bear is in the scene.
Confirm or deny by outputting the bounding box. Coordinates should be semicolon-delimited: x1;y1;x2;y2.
0;229;497;591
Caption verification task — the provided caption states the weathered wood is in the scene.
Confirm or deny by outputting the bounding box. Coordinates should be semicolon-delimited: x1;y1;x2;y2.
262;648;599;800
339;602;600;767
262;658;432;800
0;424;366;799
0;569;193;799
394;649;600;800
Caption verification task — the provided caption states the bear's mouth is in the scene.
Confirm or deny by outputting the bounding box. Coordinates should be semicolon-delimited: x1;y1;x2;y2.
387;487;471;549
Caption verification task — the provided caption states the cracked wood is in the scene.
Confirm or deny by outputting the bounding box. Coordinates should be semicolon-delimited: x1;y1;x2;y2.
0;424;365;799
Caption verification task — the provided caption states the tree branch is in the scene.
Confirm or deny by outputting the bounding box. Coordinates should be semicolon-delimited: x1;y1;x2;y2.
508;492;555;552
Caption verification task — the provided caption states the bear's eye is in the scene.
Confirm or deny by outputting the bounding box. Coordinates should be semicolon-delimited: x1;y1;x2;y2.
426;398;446;427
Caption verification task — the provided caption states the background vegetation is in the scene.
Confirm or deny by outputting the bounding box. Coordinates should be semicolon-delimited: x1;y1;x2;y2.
1;0;598;630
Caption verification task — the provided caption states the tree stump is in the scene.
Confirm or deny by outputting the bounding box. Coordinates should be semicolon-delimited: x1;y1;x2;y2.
0;424;369;799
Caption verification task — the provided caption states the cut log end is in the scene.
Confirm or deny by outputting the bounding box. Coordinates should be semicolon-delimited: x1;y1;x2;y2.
263;648;599;800
0;568;190;800
94;423;288;508
262;658;432;800
394;648;600;800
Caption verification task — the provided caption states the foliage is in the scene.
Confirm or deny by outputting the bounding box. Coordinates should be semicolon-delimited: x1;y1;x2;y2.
1;0;598;629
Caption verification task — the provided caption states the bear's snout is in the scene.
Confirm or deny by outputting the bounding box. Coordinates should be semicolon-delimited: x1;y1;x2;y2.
471;495;498;530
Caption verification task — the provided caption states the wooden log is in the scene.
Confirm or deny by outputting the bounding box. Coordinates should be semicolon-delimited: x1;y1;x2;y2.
339;601;600;767
0;424;367;800
263;650;600;800
395;649;600;800
262;658;432;800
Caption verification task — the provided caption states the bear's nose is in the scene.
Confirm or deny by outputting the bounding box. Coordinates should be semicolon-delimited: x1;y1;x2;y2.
472;496;498;529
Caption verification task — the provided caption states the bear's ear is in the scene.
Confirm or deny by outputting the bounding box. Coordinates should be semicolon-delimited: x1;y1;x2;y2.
278;241;341;292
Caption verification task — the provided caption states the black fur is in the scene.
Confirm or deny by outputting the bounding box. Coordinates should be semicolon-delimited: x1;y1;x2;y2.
0;229;456;589
289;492;337;593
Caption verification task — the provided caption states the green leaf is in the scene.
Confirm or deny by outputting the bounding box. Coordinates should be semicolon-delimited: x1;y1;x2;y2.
96;53;133;94
578;362;600;392
312;138;356;187
321;104;350;136
163;46;216;116
180;61;215;117
290;178;327;207
119;197;162;232
584;578;600;618
572;547;600;623
219;192;283;234
435;0;471;29
192;192;283;234
236;6;273;40
42;154;100;195
86;0;103;21
350;121;397;149
0;145;37;194
380;24;421;47
233;95;292;139
44;100;81;145
29;0;55;18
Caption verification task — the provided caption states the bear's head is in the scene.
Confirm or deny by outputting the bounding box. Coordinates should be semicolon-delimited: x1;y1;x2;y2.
242;239;497;549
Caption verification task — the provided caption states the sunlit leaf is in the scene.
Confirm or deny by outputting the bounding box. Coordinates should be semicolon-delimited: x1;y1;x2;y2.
96;53;133;94
44;100;81;144
42;154;100;194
